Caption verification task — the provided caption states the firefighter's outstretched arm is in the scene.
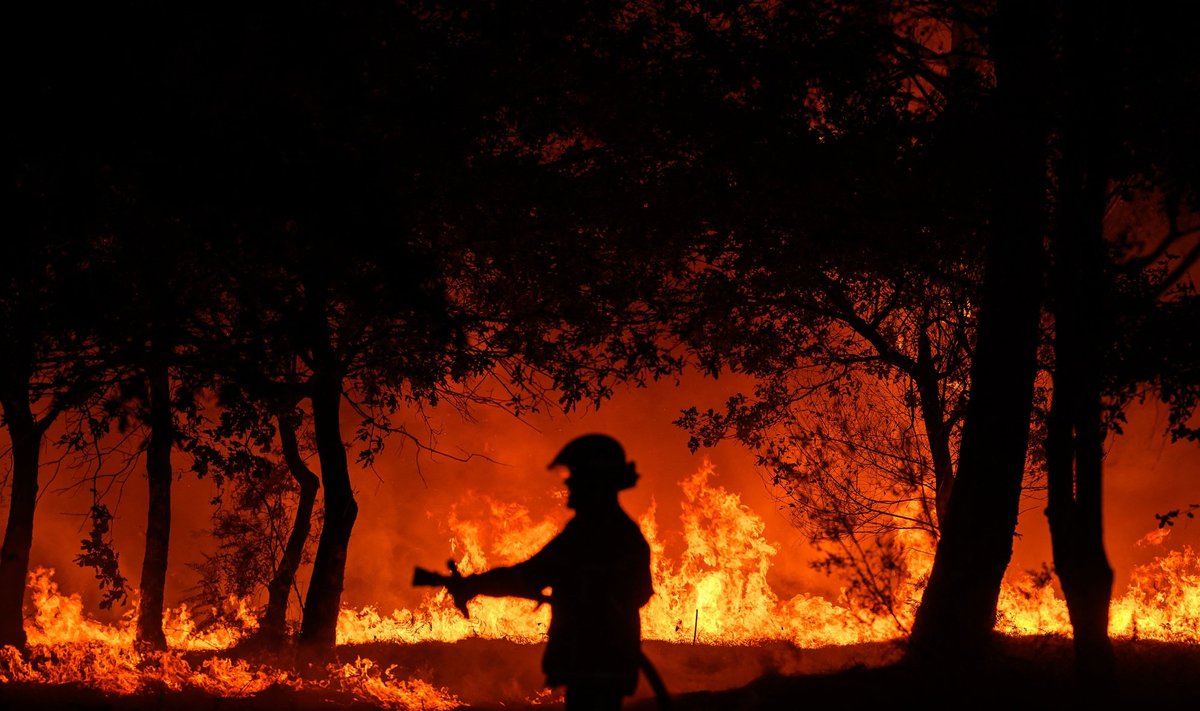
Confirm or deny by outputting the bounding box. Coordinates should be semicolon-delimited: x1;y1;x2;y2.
461;544;556;603
413;539;559;615
412;559;474;617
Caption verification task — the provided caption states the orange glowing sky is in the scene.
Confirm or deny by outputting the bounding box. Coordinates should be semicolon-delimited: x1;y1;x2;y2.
12;368;1200;623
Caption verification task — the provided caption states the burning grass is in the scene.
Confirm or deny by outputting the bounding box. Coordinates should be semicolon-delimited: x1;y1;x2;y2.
1;636;1198;710
2;462;1198;709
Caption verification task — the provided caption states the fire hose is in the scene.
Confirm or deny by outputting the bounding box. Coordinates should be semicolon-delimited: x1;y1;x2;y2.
638;650;672;710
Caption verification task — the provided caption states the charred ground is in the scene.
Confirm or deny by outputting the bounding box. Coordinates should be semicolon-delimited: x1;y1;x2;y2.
2;637;1197;710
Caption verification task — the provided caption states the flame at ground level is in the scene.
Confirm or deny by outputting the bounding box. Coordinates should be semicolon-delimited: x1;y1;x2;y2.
3;463;1198;709
342;463;1200;646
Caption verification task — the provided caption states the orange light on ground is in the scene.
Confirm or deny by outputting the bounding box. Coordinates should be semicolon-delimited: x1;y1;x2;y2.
4;460;1197;708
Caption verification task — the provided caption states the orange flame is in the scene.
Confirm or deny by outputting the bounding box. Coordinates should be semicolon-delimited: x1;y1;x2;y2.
3;569;460;708
638;465;905;646
350;461;1198;646
4;460;1198;707
337;463;904;647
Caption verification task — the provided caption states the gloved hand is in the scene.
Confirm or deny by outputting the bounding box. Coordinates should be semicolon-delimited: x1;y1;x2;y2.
443;559;478;618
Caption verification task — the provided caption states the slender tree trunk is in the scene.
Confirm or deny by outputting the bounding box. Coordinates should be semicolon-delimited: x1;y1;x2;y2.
298;372;357;652
1059;374;1116;685
0;389;45;650
908;0;1050;662
257;413;320;644
1046;213;1116;685
1046;344;1116;686
135;362;173;650
1045;0;1116;685
915;329;954;528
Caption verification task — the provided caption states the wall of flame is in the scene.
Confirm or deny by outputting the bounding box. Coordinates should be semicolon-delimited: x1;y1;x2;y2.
1;372;1197;708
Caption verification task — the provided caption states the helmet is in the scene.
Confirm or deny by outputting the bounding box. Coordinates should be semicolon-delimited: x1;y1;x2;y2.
548;433;639;491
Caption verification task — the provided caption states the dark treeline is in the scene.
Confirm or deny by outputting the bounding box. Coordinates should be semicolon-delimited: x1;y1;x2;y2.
5;1;682;655
5;0;1199;690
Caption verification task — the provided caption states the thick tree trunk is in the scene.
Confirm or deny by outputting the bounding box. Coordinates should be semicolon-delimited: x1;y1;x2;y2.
298;373;357;652
1045;1;1116;684
257;413;320;644
0;391;45;650
135;362;173;650
908;0;1050;662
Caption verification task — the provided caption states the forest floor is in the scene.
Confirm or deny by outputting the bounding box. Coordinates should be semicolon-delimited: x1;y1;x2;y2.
1;635;1197;711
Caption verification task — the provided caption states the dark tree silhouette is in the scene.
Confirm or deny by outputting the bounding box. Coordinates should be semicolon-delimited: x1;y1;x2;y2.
3;5;132;642
439;0;994;627
0;236;108;649
675;262;980;623
912;1;1200;675
263;413;321;644
7;2;1197;678
1042;1;1118;683
908;0;1051;662
1038;1;1200;684
184;407;320;643
143;2;687;654
110;242;210;651
446;2;1199;671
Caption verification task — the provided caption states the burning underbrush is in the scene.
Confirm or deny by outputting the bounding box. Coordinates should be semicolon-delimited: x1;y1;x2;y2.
2;463;1198;710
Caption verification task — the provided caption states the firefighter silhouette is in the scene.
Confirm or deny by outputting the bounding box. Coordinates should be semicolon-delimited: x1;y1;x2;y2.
422;434;666;710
